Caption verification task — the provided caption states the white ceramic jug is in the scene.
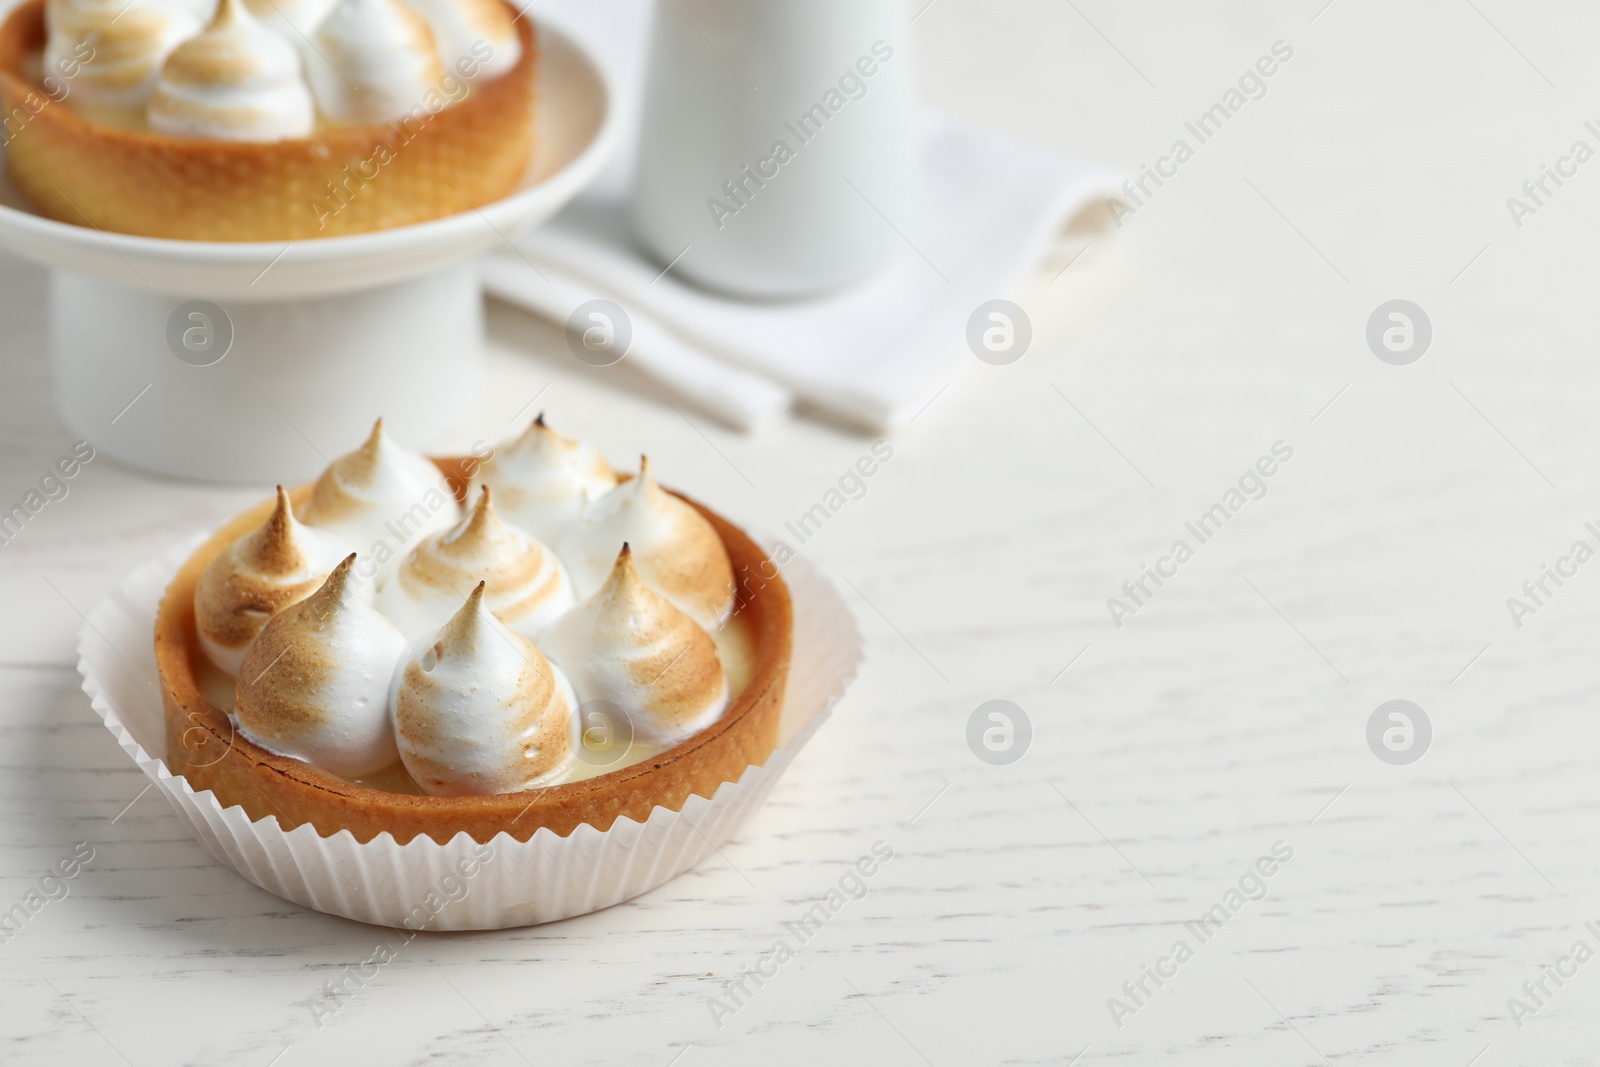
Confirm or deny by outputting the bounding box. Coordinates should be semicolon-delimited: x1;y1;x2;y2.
631;0;916;298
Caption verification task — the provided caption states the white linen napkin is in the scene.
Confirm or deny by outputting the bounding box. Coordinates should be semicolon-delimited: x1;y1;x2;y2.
489;1;1124;433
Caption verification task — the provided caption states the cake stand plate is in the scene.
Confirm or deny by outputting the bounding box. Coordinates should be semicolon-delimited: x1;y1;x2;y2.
0;18;618;482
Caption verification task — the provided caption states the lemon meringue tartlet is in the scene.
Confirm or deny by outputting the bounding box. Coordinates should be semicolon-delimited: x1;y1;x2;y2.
0;0;536;239
154;428;791;845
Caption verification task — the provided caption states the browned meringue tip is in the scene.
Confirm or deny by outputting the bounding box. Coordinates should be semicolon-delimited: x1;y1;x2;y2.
250;485;306;572
352;417;386;469
599;542;637;588
323;418;387;492
208;0;245;29
435;580;491;651
268;484;292;522
450;486;504;551
599;541;651;600
295;552;359;617
509;411;571;451
457;579;486;614
323;551;359;590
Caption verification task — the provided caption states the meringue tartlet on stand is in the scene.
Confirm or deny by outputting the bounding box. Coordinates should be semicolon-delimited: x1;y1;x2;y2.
0;0;536;239
154;419;792;844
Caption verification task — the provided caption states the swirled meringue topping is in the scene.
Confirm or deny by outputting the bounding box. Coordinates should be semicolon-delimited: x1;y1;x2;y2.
378;485;574;641
233;554;405;778
194;485;362;675
400;0;518;78
297;419;458;585
390;582;576;795
471;415;617;545
45;0;202;112
302;0;442;125
541;545;728;747
558;457;735;630
147;0;315;141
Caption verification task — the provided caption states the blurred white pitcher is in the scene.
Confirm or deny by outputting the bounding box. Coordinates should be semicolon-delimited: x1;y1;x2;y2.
631;0;916;298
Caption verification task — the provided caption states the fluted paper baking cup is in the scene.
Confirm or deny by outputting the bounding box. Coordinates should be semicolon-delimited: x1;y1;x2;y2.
77;535;860;930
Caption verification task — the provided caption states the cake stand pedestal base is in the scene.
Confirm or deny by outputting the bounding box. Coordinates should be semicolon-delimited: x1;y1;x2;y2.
51;263;483;483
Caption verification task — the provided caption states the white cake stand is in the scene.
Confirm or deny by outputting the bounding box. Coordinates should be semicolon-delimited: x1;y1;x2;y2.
0;20;618;482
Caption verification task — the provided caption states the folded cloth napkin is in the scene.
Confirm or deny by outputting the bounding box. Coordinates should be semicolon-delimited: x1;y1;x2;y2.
478;256;795;433
486;2;1124;434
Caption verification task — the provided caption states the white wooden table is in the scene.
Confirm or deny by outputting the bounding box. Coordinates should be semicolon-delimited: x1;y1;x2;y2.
3;0;1596;1063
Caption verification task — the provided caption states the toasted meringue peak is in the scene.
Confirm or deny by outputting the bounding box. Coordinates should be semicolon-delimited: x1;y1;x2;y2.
233;554;405;778
46;0;202;111
297;419;458;585
194;486;362;675
541;545;728;746
558;457;734;630
471;416;617;545
147;0;316;141
390;582;576;795
378;485;575;642
303;0;443;125
399;0;518;78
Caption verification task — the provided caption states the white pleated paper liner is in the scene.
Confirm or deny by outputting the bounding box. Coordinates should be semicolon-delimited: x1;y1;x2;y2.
76;534;861;930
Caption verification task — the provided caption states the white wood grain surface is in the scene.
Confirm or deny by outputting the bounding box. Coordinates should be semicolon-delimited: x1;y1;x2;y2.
4;0;1599;1063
